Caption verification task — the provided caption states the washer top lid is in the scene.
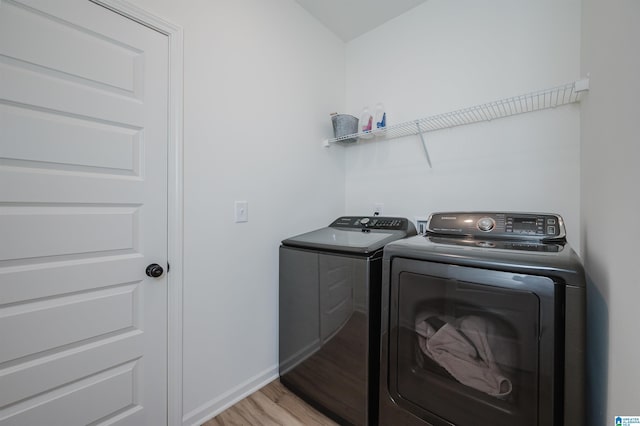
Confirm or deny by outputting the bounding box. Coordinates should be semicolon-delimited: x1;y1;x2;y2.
282;216;416;254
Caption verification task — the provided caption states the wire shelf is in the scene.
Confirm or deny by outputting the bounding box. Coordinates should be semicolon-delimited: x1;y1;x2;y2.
323;78;589;166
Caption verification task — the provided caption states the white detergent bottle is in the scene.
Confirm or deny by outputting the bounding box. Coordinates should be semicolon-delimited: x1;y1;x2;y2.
359;106;373;139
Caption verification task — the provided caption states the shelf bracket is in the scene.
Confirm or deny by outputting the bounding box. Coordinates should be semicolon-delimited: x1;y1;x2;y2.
416;122;432;168
574;78;590;92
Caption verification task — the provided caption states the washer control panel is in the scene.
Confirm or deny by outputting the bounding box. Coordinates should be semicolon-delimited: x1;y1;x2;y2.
330;216;410;230
426;212;565;240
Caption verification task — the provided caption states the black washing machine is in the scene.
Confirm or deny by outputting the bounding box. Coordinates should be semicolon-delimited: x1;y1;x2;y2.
379;212;585;426
279;216;416;425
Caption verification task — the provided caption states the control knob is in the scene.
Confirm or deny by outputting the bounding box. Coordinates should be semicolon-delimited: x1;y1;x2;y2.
477;217;495;232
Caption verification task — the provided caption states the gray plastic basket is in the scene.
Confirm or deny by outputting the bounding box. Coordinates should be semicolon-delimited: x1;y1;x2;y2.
331;114;359;143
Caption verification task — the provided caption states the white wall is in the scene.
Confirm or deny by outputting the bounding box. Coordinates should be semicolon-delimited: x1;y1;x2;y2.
344;0;582;250
581;0;640;424
122;1;346;424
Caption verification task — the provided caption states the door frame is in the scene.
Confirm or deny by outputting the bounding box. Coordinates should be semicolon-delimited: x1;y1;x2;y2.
88;1;184;424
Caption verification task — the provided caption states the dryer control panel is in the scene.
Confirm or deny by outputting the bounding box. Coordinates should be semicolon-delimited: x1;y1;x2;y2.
426;212;566;240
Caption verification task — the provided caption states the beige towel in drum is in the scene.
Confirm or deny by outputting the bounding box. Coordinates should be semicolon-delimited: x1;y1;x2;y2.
415;314;513;398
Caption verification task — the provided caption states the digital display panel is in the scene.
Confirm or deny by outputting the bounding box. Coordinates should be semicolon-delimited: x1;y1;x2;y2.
512;217;538;233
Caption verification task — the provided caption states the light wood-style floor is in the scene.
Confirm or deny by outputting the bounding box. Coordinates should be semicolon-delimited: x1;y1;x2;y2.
202;379;339;426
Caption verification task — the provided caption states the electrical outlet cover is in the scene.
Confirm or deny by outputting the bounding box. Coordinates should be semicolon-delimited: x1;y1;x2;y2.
415;216;429;234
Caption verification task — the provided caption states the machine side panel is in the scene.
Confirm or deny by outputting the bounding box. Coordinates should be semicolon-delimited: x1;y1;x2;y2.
279;247;320;374
564;285;586;426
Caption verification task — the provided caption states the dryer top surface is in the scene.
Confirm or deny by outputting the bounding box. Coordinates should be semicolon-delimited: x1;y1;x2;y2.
384;235;585;285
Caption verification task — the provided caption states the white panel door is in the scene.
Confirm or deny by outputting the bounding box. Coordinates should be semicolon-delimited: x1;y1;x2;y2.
0;0;169;424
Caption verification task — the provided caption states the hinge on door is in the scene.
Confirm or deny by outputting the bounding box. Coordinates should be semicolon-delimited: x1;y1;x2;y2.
167;262;170;273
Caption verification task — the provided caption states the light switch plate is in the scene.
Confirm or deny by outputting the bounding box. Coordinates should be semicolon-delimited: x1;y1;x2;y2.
235;201;248;223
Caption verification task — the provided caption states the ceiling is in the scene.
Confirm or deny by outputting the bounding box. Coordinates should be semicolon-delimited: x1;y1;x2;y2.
295;0;428;42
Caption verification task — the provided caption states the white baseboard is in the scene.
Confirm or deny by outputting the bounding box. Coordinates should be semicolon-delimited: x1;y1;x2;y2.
182;365;279;426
